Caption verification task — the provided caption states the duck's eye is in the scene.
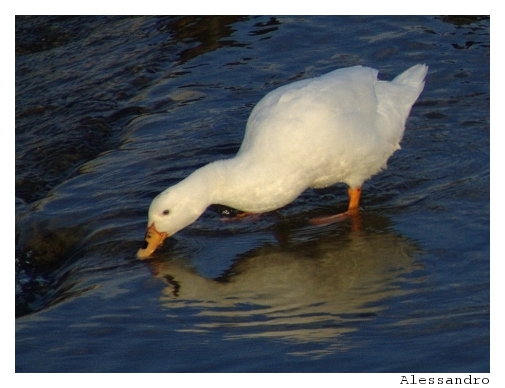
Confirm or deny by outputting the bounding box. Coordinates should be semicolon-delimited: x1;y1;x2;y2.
162;209;170;216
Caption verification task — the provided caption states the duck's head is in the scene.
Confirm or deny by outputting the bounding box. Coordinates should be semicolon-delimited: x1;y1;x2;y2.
136;180;210;259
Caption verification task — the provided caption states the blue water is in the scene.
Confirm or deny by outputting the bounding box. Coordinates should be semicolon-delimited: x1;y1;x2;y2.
15;16;489;373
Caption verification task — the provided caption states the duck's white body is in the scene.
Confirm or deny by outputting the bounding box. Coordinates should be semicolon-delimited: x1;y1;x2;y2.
138;64;427;258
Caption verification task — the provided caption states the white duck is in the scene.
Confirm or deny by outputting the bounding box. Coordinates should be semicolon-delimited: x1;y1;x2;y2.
137;64;428;259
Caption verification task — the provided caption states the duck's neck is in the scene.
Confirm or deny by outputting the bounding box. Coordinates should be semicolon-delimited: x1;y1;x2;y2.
186;155;267;212
187;153;302;213
184;158;237;208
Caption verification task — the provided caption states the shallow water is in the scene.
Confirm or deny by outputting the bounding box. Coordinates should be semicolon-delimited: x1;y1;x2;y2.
15;16;489;372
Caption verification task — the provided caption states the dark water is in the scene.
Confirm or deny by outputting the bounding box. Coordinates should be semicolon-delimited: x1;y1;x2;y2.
15;16;490;373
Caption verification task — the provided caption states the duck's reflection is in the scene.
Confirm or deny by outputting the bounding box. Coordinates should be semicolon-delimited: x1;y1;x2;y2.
147;214;422;350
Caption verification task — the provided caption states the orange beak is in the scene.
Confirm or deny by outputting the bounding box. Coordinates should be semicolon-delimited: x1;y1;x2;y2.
137;223;168;259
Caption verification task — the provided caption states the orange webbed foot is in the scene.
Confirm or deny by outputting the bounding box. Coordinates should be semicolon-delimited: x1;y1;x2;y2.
309;186;362;229
309;210;351;226
220;211;260;222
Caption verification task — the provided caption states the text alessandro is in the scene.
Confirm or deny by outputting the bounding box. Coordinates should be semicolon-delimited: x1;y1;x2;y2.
400;375;489;385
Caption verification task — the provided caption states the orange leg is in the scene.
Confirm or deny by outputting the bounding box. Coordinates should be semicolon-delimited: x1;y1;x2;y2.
309;186;362;226
347;187;361;212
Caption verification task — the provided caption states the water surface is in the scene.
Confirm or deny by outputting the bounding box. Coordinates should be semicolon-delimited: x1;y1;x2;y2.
15;16;489;373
